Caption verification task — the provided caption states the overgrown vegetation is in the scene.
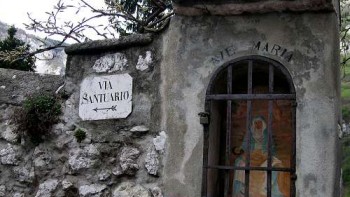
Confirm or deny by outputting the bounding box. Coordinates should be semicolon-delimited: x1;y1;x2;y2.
343;84;350;196
0;26;35;71
343;136;350;197
13;93;61;145
74;128;86;143
340;0;350;192
342;73;350;196
343;83;350;98
344;107;350;123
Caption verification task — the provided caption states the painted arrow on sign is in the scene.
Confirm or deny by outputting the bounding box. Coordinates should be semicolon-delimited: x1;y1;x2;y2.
93;105;117;112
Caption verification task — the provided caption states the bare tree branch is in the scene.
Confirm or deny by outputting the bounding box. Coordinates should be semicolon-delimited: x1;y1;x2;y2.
0;0;173;64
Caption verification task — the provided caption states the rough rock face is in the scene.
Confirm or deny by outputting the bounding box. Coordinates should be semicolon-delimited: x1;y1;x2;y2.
0;105;18;143
150;187;163;197
33;147;52;170
145;147;159;175
144;131;167;176
62;180;73;190
153;131;166;153
13;164;35;183
0;125;18;143
0;185;5;197
92;53;128;73
113;146;140;176
136;51;153;71
79;184;107;197
130;125;149;136
68;144;100;172
112;182;151;197
13;193;24;197
0;144;20;165
98;169;111;181
35;179;59;197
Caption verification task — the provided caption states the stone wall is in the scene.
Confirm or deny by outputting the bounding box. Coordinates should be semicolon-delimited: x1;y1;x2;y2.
0;34;165;196
0;68;65;196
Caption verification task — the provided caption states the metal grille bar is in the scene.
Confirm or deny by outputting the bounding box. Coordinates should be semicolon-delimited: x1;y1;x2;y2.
201;113;209;196
206;165;293;172
267;64;274;197
291;101;297;196
206;94;295;100
224;66;233;196
244;60;253;197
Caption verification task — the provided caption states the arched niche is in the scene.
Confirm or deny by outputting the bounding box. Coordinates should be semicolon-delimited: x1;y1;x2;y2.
202;56;296;197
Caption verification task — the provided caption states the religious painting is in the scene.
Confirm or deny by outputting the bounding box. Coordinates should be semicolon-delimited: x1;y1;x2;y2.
231;100;293;197
204;57;295;197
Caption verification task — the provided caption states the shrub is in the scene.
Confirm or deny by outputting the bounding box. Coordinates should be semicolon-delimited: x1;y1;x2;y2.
14;93;61;145
343;106;350;123
74;128;86;143
343;137;350;189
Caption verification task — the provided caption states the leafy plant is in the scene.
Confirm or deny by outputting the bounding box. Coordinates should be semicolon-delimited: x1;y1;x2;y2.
344;107;350;123
74;128;86;143
14;93;61;145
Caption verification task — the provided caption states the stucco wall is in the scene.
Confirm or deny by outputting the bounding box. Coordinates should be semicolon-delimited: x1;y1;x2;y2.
160;12;340;196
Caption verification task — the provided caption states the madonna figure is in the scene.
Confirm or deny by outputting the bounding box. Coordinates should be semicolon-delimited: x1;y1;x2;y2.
232;116;286;197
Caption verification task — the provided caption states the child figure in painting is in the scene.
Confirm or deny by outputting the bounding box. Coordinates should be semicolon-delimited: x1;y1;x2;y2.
232;116;286;197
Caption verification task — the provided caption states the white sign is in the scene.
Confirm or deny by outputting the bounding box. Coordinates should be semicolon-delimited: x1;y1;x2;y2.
79;74;132;120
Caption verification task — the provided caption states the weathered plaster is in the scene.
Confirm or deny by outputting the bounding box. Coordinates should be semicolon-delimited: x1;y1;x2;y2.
160;12;340;196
